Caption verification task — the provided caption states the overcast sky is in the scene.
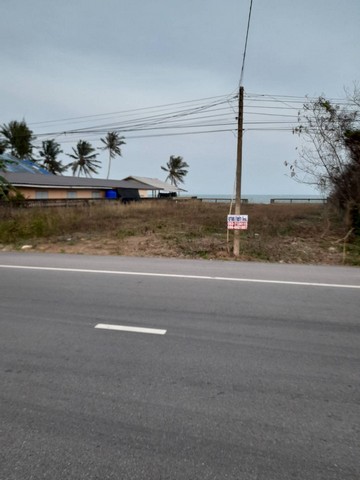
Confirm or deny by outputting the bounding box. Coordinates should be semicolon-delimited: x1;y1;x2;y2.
1;0;359;195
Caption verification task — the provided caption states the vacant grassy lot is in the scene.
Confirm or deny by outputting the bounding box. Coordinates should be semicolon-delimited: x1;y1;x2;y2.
0;200;359;265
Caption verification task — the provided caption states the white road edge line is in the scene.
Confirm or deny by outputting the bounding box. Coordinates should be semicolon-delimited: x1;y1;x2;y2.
0;264;359;289
95;324;167;335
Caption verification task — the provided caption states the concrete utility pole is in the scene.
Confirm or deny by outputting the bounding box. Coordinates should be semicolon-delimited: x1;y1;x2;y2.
233;86;244;257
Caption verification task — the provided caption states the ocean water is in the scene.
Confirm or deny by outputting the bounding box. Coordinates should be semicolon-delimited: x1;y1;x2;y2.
188;194;326;204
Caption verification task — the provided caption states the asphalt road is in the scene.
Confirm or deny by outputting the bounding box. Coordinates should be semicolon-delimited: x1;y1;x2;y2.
1;253;359;479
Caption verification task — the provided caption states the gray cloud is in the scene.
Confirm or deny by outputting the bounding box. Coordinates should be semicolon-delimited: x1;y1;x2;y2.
1;0;359;194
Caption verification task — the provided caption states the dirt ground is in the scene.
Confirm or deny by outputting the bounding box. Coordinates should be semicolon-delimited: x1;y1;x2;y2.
11;228;346;265
1;201;358;265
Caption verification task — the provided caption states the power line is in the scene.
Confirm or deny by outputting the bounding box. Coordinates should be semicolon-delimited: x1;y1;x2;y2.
29;93;237;128
239;0;254;87
31;98;238;139
27;90;352;132
24;89;356;146
33;128;237;144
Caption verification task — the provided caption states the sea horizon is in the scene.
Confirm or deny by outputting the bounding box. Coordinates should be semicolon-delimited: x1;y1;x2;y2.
185;193;326;204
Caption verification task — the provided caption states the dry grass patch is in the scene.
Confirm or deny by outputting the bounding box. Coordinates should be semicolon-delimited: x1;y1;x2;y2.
0;200;358;264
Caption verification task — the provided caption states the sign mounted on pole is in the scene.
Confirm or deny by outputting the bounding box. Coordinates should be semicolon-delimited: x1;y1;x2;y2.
227;214;248;230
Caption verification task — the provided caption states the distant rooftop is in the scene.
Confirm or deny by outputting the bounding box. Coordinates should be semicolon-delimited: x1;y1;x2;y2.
1;171;152;191
123;176;186;192
0;156;186;192
0;153;52;175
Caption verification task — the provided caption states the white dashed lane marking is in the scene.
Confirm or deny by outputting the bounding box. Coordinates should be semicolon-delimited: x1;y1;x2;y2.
95;324;167;335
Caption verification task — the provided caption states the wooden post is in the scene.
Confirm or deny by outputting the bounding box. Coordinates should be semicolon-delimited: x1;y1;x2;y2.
234;86;244;257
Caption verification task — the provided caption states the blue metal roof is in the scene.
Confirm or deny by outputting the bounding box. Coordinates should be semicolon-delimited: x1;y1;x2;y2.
0;154;53;175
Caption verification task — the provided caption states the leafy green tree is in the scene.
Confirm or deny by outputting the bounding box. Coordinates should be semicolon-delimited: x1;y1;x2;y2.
0;157;8;199
161;155;189;187
39;139;67;175
331;129;360;233
0;120;36;159
67;140;100;177
287;88;360;231
0;175;20;201
0;157;23;201
100;131;126;179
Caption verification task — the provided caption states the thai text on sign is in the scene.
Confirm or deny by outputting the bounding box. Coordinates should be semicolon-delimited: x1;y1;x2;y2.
227;214;248;230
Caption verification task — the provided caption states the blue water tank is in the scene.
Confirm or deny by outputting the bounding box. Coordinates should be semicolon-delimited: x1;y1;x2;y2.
105;190;117;199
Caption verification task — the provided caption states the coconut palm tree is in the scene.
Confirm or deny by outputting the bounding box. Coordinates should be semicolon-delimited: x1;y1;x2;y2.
100;131;126;179
161;155;189;187
39;139;67;175
0;120;36;159
67;140;100;177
